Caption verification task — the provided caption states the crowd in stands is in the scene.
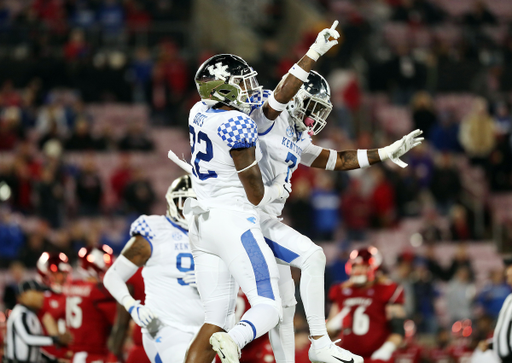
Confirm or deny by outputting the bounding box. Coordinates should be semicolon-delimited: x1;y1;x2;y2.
1;0;512;344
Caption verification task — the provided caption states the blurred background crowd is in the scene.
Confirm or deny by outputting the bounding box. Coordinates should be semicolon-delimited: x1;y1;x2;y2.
1;0;512;354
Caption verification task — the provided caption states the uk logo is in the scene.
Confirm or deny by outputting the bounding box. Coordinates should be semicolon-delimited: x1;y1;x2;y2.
172;232;183;240
208;62;230;79
286;126;295;138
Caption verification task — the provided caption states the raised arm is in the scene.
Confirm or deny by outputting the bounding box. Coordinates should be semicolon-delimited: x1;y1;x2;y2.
308;129;424;171
263;21;340;121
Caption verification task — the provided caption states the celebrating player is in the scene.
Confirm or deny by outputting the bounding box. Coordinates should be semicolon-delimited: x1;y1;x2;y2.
327;247;406;363
247;60;421;361
63;245;118;363
182;20;343;363
36;252;73;362
104;175;203;363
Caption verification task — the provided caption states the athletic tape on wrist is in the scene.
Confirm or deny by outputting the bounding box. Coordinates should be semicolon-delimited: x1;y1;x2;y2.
357;149;370;168
268;92;287;112
237;159;258;174
325;149;337;170
306;48;320;61
289;64;310;82
378;147;389;161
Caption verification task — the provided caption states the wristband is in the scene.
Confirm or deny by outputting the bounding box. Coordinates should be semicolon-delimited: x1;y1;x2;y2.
288;64;310;82
306;48;320;61
357;149;370;168
325;149;337;170
378;147;389;161
268;93;287;112
237;160;258;174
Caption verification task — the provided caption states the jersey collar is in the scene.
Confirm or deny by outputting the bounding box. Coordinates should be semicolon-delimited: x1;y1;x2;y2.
165;217;189;235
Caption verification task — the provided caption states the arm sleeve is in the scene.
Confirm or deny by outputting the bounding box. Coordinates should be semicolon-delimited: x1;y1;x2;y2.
300;143;323;166
103;255;139;306
217;115;258;150
15;312;54;346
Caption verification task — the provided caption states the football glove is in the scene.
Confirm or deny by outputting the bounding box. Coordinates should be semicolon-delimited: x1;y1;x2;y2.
378;129;424;168
271;173;291;201
123;296;157;328
182;270;197;288
371;341;397;361
307;20;340;61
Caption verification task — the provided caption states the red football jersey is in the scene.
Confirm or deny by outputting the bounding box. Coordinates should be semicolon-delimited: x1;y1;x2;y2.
428;346;452;363
63;280;117;357
38;290;70;360
393;342;424;363
447;341;472;363
328;279;405;358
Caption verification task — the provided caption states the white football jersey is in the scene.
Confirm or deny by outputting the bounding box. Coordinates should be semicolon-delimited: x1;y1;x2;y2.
130;215;204;334
250;90;323;217
188;101;262;212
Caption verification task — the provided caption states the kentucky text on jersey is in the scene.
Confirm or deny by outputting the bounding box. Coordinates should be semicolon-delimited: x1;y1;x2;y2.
175;243;190;251
281;136;303;156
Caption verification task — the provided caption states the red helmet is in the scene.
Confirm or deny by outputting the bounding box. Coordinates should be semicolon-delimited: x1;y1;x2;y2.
78;245;114;279
345;246;382;284
36;252;71;293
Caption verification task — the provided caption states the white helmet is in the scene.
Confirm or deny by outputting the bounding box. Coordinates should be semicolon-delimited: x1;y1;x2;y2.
165;175;196;229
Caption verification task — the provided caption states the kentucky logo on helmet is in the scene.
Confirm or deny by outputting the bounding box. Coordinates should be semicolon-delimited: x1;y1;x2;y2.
207;63;230;80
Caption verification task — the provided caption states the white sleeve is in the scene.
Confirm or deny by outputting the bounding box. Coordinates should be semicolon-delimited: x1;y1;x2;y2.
15;313;54;346
300;143;323;166
249;89;274;134
103;254;139;306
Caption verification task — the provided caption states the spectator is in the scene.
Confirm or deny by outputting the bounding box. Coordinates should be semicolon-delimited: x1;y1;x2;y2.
408;144;434;188
459;98;495;165
430;152;462;214
310;171;340;241
11;158;34;213
341;178;372;240
476;269;511;320
0;115;18;150
285;178;314;238
75;158;103;216
370;167;396;228
494;101;511;136
34;167;64;228
411;91;437;138
123;169;155;215
445;266;476;323
0;208;25;268
463;0;497;27
393;166;422;218
412;260;439;334
65;118;96;151
118;123;154;151
36;100;68;138
110;154;133;205
430;111;463;153
19;224;53;268
98;0;125;42
449;205;475;241
387;45;426;105
2;261;26;310
94;124;117;151
129;47;153;103
69;0;97;29
64;28;89;61
419;208;445;243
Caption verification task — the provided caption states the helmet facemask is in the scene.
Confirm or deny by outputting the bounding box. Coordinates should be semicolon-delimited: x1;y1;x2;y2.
288;88;332;136
166;184;196;229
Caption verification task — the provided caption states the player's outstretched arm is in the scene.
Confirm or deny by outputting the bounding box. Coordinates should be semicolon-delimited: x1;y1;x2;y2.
371;304;406;361
263;21;340;121
308;129;424;171
231;147;289;206
104;235;156;328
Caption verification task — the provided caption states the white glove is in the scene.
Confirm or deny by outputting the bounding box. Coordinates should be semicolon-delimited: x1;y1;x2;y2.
378;129;424;168
123;296;157;328
371;341;397;361
307;20;340;61
271;173;291;201
182;270;197;288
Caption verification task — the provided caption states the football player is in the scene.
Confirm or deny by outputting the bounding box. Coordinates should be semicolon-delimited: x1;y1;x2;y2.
182;21;342;363
247;67;422;363
327;247;407;363
63;245;118;363
36;252;73;362
104;175;203;363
